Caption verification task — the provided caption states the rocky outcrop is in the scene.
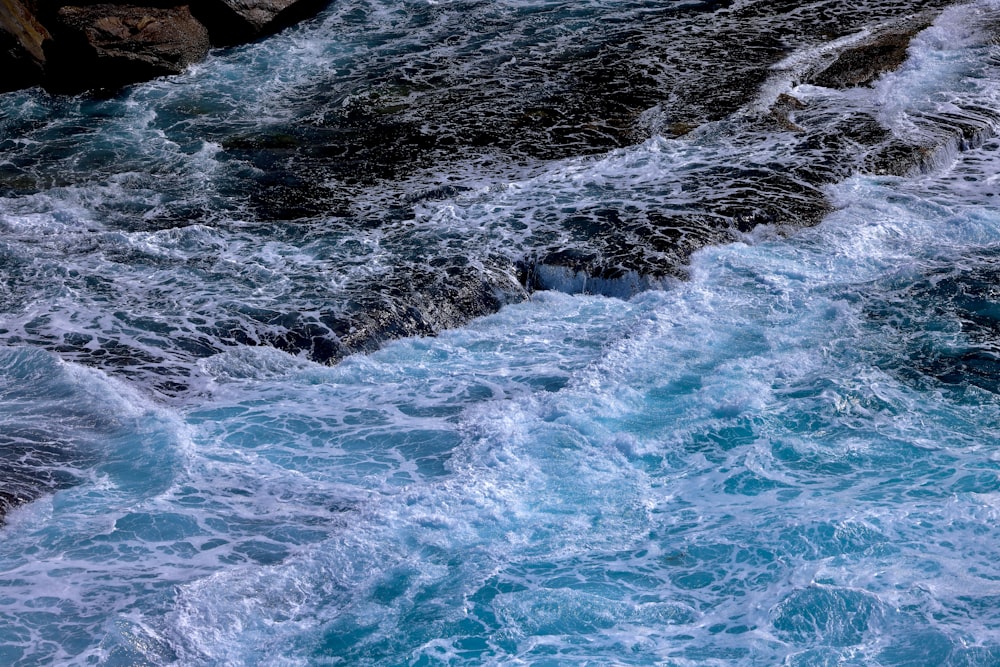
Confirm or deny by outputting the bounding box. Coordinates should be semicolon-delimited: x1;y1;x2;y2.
46;4;209;91
0;0;51;91
0;0;331;93
805;14;937;89
192;0;332;45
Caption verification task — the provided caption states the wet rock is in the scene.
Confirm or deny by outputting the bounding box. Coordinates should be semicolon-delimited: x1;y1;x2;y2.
667;121;701;137
7;257;528;398
863;106;1000;175
805;15;936;89
766;93;807;132
863;140;935;176
0;0;51;91
46;3;210;92
0;466;72;524
0;433;88;524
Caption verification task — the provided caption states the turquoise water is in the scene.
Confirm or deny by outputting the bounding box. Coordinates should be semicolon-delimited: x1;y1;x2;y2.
3;0;1000;664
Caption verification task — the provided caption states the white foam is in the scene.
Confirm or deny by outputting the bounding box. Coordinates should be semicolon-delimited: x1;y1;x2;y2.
5;0;1000;663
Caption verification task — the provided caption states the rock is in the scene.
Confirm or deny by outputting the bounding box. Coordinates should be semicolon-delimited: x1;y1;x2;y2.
667;121;700;137
805;15;936;89
767;92;806;132
7;0;334;92
192;0;331;45
46;3;210;91
0;0;51;91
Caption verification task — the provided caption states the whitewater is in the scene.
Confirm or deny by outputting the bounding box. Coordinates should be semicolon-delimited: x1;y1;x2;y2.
3;0;1000;664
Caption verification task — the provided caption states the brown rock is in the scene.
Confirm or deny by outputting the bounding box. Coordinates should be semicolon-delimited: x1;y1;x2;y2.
0;0;51;91
767;92;806;132
806;15;936;89
47;3;209;91
217;0;297;33
193;0;330;45
1;0;333;93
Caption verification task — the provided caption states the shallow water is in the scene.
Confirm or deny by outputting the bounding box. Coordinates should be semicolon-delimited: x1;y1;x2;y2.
3;0;1000;664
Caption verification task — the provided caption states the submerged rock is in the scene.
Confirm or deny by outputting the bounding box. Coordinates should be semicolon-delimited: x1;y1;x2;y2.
864;250;1000;395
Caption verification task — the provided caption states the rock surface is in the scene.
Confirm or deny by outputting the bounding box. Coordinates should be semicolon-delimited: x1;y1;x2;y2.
194;0;330;45
805;14;936;88
0;0;330;92
47;3;209;91
0;0;51;91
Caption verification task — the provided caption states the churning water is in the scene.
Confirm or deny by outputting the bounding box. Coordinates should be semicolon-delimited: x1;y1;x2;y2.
3;0;1000;664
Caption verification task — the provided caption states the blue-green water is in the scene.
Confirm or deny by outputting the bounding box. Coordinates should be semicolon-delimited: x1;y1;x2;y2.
3;0;1000;664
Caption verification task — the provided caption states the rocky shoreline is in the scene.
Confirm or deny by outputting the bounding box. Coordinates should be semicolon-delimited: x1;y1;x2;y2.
0;0;979;401
1;0;330;93
0;0;992;526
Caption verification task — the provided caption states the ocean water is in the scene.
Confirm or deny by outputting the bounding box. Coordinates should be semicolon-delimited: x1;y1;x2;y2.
3;0;1000;664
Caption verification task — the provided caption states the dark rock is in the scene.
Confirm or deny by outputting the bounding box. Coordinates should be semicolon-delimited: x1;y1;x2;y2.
766;92;807;132
45;3;209;91
863;106;1000;176
863;140;935;176
192;0;331;45
0;0;51;91
0;0;333;93
805;15;936;89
